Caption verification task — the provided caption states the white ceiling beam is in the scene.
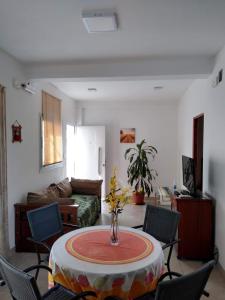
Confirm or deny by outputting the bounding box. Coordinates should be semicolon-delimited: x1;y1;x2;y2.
25;55;214;81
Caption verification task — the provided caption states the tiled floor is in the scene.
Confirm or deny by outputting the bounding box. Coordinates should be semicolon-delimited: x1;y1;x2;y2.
1;202;225;299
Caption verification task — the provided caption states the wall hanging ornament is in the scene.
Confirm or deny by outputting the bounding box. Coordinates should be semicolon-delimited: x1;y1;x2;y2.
12;120;22;143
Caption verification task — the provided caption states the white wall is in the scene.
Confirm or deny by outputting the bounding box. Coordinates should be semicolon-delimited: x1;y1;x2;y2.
78;100;178;195
0;49;76;248
178;47;225;269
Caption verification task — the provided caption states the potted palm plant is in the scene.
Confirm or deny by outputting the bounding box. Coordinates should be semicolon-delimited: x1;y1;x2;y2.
124;139;158;204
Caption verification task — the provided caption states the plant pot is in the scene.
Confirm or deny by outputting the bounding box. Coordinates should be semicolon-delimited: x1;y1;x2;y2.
132;192;145;205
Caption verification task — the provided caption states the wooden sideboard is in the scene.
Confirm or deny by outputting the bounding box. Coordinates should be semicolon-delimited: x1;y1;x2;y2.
171;195;214;260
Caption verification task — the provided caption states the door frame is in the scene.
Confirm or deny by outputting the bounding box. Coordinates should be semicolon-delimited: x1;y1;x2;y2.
193;113;204;192
75;125;106;199
0;85;9;255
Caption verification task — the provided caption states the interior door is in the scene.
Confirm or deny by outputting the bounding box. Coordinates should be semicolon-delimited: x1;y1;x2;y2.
75;126;106;199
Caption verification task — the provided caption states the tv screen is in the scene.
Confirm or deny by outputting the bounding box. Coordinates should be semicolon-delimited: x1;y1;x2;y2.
182;155;196;195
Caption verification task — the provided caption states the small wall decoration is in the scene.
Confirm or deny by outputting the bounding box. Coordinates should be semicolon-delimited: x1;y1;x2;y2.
120;128;135;143
12;120;22;143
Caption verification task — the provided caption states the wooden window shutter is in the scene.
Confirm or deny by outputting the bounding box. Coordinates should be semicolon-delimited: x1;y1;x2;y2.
42;91;62;166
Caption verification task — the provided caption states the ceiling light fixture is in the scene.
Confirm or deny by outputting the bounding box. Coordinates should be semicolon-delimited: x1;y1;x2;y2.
82;11;118;33
88;88;97;92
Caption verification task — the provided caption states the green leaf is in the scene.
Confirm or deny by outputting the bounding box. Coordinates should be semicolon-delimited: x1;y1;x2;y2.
124;139;158;193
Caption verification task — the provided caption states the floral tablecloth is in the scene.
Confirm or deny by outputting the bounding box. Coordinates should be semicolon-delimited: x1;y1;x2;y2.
49;225;164;300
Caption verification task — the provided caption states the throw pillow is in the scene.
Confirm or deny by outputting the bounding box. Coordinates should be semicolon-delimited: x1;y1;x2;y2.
27;184;60;204
27;190;49;203
47;183;60;199
56;178;72;198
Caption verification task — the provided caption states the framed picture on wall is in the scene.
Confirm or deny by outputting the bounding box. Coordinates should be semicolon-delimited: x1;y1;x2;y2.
120;128;135;143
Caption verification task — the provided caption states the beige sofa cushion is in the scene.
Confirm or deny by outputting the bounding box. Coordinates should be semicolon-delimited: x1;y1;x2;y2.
70;178;102;197
27;184;63;205
27;190;49;203
56;177;72;198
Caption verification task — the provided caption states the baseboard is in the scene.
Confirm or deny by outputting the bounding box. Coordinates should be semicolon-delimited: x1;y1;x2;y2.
218;262;225;280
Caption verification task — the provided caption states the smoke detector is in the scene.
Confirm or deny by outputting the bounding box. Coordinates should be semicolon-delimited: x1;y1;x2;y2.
82;11;118;33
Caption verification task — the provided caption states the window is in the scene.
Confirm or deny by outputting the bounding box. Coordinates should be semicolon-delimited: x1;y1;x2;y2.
42;91;62;167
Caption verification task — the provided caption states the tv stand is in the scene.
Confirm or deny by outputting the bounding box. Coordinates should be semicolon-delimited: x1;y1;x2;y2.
171;194;214;260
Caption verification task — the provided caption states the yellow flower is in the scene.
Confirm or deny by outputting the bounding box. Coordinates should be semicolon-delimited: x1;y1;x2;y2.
105;168;130;214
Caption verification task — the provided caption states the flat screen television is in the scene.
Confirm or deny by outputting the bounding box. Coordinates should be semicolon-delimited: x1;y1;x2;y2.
182;155;196;196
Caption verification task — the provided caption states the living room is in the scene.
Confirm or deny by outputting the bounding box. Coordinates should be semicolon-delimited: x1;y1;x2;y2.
0;1;225;298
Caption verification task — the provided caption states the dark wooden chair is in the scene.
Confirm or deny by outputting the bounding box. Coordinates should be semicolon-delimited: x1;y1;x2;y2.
133;204;181;278
0;255;96;300
27;202;79;279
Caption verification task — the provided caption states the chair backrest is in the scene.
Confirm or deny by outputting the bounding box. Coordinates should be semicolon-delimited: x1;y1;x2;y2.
143;204;180;244
155;260;215;300
0;255;41;300
27;202;63;242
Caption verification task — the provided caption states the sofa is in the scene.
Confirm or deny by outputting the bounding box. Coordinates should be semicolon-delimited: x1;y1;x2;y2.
15;177;102;252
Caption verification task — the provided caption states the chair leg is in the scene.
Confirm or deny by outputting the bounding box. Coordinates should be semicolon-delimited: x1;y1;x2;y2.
35;247;41;280
0;274;5;287
165;245;173;279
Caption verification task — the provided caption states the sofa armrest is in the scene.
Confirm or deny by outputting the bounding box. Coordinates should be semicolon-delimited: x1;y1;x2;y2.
59;204;79;224
70;178;103;199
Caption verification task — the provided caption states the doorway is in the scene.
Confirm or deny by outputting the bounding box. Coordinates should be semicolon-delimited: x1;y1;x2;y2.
74;126;106;199
193;114;204;192
0;85;9;255
66;124;76;178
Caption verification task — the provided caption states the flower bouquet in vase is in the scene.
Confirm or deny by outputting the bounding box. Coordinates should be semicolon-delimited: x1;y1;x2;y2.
105;169;130;245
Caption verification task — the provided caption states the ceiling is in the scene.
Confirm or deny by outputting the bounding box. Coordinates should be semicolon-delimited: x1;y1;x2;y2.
1;0;225;101
52;79;193;102
1;0;225;63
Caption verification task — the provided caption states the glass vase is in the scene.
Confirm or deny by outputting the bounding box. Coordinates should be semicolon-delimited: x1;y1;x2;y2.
110;211;119;246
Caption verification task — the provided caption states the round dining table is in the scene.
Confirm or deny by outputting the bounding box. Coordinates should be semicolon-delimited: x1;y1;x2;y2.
49;225;164;300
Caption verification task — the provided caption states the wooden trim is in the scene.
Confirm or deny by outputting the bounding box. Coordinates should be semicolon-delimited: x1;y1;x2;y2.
193;114;204;192
192;113;204;157
0;85;9;255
